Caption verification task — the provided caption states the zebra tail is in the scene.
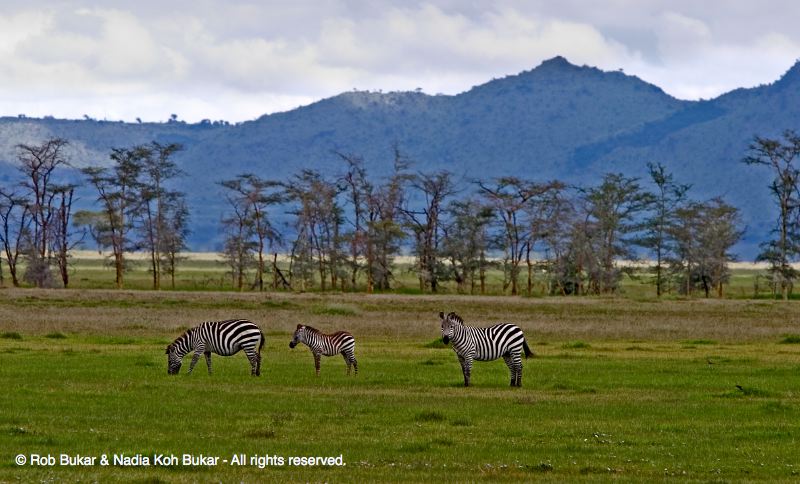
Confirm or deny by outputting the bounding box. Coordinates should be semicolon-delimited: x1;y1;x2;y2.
259;331;265;352
523;339;534;358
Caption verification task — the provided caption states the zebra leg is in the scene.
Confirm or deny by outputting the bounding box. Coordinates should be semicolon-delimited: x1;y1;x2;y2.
342;349;357;376
244;349;259;376
314;352;321;376
188;349;203;374
503;355;515;386
342;353;351;375
513;352;523;387
204;351;212;375
458;355;472;387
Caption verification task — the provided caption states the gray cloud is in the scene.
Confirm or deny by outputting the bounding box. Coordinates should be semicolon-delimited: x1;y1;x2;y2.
0;1;798;122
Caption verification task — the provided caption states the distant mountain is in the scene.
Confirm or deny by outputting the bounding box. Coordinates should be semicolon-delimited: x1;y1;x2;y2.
1;56;798;257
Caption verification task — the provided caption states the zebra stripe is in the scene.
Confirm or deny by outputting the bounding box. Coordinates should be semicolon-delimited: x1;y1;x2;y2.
166;319;264;376
289;324;358;376
439;311;533;387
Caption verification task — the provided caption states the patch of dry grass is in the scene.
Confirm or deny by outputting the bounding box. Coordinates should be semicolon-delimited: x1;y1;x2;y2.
1;288;800;343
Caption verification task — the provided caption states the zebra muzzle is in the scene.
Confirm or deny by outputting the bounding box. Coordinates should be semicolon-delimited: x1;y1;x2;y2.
442;336;450;344
289;342;296;348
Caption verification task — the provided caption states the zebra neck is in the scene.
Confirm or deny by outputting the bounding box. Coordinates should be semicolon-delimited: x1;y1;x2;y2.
305;333;322;350
450;325;473;347
176;330;199;356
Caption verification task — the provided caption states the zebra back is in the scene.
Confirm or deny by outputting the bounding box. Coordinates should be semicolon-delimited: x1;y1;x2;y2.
168;319;263;357
295;325;355;355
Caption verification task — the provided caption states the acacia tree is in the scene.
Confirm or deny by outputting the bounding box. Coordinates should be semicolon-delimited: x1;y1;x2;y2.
219;174;281;291
220;189;256;291
138;142;185;290
50;184;80;288
0;189;31;287
524;181;568;295
81;146;146;289
369;148;410;291
695;198;744;297
641;162;690;296
441;197;494;294
533;186;575;295
580;173;653;294
668;198;743;297
284;170;344;291
743;130;800;299
337;152;371;291
16;138;71;287
401;170;455;292
478;177;563;295
160;199;190;289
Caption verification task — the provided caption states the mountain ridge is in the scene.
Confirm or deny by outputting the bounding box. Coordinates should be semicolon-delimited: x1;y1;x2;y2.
1;56;798;256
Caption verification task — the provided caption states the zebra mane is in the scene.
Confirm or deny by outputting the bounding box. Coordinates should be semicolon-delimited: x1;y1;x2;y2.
167;326;194;352
447;312;465;325
301;325;321;335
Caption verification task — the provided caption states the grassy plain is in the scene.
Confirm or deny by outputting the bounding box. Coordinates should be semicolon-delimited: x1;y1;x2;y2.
2;289;800;482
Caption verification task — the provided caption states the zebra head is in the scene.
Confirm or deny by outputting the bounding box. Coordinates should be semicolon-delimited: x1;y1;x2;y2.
165;343;183;375
440;311;464;344
289;324;306;348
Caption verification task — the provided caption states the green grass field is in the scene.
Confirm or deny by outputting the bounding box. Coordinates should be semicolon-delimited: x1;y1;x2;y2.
2;289;800;481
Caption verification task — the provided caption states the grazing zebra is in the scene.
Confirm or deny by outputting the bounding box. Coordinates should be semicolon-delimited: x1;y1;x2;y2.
439;311;533;387
166;319;264;376
289;324;358;376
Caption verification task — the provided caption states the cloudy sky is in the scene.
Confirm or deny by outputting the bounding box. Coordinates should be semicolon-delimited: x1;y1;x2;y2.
1;0;798;123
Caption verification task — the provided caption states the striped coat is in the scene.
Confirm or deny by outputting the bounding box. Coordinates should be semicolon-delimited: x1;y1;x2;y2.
289;324;358;376
166;319;264;376
439;311;533;387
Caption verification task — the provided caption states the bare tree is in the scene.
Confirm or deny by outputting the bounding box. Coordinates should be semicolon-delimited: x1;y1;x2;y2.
337;152;371;291
743;130;800;299
220;190;256;291
16;138;70;287
50;184;80;288
0;189;31;287
401;170;456;292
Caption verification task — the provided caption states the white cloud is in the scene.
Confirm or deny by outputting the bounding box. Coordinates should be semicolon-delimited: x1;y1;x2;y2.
0;1;798;122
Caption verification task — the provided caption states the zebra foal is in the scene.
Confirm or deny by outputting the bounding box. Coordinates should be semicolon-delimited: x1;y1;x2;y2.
439;311;533;387
289;324;358;376
166;319;265;376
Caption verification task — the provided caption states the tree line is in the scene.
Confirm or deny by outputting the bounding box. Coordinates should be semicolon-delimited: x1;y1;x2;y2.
1;132;799;298
0;138;189;290
216;147;746;298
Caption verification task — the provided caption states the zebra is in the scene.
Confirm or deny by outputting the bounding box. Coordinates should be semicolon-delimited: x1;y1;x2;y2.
289;324;358;376
166;319;265;376
439;311;533;387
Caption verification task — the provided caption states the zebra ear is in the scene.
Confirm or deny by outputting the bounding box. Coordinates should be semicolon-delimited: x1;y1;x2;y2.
439;311;444;319
296;324;304;329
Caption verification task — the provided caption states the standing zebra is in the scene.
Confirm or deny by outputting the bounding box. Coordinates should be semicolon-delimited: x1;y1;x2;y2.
166;319;264;376
439;311;533;387
289;324;358;376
